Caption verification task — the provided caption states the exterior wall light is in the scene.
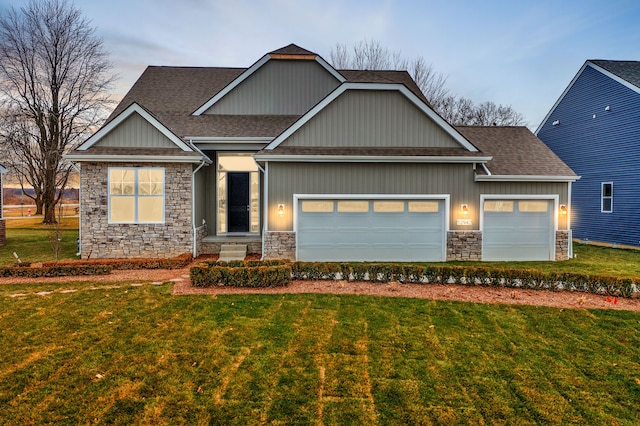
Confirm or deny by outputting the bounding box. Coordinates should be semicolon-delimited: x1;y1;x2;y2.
461;204;469;215
560;204;567;215
552;120;560;126
605;105;611;111
277;204;285;216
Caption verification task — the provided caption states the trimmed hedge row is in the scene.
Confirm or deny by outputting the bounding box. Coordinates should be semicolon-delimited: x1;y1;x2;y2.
42;253;193;270
290;262;638;298
0;264;113;278
190;262;291;288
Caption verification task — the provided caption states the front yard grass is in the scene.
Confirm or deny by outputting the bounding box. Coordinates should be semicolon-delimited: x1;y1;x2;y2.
1;217;79;265
0;282;639;424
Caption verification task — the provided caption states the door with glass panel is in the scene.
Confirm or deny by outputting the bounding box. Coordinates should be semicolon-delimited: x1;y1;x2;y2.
217;154;260;234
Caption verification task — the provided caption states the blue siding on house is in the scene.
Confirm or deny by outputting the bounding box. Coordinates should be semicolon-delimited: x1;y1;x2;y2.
537;64;640;247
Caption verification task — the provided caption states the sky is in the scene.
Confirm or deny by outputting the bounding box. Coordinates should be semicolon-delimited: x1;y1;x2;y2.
1;0;639;128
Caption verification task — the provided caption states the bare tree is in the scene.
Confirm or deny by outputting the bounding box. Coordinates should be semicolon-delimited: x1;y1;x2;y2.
329;39;450;105
328;39;526;127
0;0;114;223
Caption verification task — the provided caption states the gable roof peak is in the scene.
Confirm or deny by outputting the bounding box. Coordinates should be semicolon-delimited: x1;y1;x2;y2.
588;59;640;89
268;44;317;57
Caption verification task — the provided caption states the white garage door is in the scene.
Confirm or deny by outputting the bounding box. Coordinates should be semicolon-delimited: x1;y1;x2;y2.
482;199;554;261
297;198;446;262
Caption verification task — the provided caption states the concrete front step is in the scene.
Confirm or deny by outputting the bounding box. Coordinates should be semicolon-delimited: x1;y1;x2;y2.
218;244;247;262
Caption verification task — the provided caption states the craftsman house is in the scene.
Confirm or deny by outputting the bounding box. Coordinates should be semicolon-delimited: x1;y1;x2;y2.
536;60;640;249
66;44;577;262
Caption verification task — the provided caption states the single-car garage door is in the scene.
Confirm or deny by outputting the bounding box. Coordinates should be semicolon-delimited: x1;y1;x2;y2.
482;199;554;261
297;198;446;262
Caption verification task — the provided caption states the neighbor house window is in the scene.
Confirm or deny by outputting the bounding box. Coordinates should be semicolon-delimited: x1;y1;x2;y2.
109;167;164;223
601;182;613;213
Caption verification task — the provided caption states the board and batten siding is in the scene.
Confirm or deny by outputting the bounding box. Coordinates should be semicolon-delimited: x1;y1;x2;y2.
94;112;176;149
204;60;340;115
281;90;462;148
537;63;640;246
267;162;569;231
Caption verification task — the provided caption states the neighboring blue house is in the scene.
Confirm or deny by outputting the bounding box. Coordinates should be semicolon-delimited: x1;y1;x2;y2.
536;60;640;248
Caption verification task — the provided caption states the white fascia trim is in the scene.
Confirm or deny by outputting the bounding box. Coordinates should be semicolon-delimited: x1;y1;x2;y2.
0;164;7;174
187;142;213;165
264;83;479;152
475;174;580;182
255;155;491;163
589;61;640;96
193;55;270;116
315;55;346;82
192;54;344;116
76;103;193;152
63;154;204;163
187;136;273;142
197;143;268;152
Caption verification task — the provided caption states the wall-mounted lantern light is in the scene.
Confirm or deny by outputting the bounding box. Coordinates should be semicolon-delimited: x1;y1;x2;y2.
552;120;560;126
605;105;611;111
277;204;285;216
559;204;567;215
461;204;469;216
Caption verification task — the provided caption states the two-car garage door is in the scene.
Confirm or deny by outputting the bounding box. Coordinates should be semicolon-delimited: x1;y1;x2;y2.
297;198;446;262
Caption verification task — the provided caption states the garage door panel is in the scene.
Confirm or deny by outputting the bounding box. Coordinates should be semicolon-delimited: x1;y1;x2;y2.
297;198;445;262
483;199;553;261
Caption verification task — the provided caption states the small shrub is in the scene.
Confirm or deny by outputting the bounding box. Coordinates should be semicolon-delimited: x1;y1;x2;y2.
0;264;112;278
190;263;291;288
42;253;192;270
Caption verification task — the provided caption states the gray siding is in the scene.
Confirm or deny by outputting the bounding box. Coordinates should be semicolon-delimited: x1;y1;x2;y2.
193;164;207;227
281;90;462;148
267;162;569;231
95;113;176;149
205;60;340;115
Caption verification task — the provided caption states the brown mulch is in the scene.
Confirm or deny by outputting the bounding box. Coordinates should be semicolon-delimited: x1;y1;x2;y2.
1;260;639;312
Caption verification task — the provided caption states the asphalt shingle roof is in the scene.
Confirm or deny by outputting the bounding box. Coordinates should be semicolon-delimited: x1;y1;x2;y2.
590;60;640;89
456;126;577;177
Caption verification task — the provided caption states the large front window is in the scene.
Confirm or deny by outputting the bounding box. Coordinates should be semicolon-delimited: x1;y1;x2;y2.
109;167;164;223
217;153;259;234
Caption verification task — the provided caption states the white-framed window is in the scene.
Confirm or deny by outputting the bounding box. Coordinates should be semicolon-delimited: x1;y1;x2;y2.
601;182;613;213
109;167;164;223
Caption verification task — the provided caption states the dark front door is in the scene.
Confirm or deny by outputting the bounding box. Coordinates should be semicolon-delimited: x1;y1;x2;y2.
228;172;250;232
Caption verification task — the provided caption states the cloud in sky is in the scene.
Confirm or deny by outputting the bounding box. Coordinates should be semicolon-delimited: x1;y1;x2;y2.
1;0;639;126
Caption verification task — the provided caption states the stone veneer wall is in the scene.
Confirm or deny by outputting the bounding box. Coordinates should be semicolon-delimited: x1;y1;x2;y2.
194;224;207;257
447;231;482;261
555;230;570;261
263;231;296;260
80;162;193;259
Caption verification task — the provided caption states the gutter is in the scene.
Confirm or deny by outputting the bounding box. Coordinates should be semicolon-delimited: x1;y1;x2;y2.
191;157;207;258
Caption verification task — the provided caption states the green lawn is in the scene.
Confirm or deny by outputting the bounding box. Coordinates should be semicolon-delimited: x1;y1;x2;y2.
1;218;79;265
0;282;639;424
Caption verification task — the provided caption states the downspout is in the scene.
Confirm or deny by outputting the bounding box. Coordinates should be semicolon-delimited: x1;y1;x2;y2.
70;162;82;257
254;161;266;261
568;181;573;258
191;158;206;258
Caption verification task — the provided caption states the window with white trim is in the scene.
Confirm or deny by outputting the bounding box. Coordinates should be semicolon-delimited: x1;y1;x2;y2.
601;182;613;213
109;167;164;223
